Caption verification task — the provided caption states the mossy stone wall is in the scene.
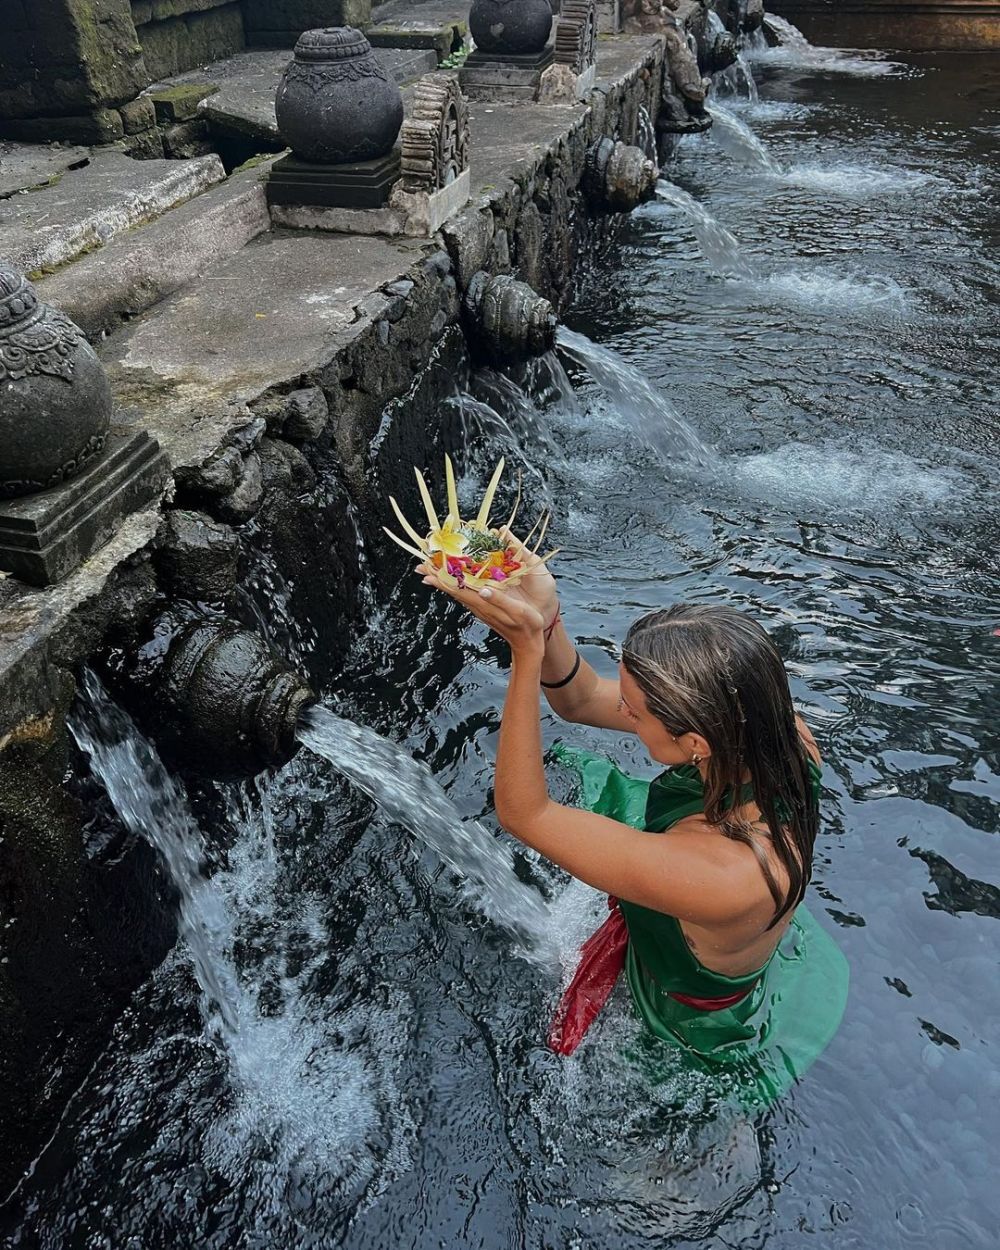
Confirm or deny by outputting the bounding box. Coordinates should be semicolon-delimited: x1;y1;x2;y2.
0;0;147;120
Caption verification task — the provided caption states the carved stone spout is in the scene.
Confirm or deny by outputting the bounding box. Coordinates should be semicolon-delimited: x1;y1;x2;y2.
463;272;557;361
159;619;315;771
584;138;658;212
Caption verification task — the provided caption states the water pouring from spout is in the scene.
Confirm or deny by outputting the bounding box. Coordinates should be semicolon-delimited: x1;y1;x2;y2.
706;104;782;174
653;180;756;279
297;703;554;954
555;327;717;468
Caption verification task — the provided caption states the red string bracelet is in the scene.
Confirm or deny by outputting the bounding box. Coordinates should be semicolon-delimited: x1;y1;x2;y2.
544;608;561;642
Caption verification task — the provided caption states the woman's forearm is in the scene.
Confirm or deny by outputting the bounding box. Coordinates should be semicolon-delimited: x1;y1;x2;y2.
540;618;602;721
494;643;550;832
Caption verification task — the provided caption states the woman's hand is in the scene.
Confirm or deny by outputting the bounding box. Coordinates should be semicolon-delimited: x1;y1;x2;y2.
418;560;546;656
496;528;560;627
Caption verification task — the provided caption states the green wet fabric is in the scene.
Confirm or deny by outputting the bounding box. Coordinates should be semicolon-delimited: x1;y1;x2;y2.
553;744;849;1105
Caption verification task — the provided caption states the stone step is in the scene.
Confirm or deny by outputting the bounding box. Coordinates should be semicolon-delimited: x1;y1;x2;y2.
36;158;275;341
99;227;428;473
153;48;440;148
0;142;92;200
0;148;226;278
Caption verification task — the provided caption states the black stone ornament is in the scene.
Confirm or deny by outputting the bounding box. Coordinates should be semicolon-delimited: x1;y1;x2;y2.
0;263;112;500
469;0;554;55
463;271;557;361
274;26;404;165
158;619;315;772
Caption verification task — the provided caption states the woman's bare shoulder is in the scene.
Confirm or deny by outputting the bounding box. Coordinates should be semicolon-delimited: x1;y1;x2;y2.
795;715;822;765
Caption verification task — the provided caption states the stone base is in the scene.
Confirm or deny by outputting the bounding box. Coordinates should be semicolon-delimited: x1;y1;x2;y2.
0;429;170;587
266;151;402;211
539;61;597;104
459;47;555;103
269;168;471;238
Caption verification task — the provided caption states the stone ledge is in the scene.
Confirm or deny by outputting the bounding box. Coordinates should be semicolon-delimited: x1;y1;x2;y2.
37;159;277;340
0;150;226;277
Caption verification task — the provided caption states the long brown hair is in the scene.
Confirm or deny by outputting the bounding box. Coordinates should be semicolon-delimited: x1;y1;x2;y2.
621;604;817;927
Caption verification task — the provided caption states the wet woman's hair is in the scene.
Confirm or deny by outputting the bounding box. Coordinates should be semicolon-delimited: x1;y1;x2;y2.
621;603;817;927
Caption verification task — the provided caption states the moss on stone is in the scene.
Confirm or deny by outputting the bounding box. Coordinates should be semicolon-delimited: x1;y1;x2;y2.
149;82;220;118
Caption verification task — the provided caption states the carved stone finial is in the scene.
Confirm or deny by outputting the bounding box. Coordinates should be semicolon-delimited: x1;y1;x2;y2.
584;137;658;212
469;0;554;55
0;263;112;500
274;26;404;164
399;73;470;193
554;0;597;73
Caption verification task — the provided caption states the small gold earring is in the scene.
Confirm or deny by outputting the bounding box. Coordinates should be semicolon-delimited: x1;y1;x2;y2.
691;752;702;766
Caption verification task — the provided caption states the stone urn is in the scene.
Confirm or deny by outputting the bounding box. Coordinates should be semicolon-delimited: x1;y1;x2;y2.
274;27;404;164
469;0;554;55
0;263;112;500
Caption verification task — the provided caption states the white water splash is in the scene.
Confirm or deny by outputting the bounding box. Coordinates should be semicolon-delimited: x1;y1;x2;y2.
71;673;417;1214
654;180;756;278
70;671;240;1037
749;15;910;77
556;326;717;467
750;269;912;314
298;704;556;956
707;104;782;173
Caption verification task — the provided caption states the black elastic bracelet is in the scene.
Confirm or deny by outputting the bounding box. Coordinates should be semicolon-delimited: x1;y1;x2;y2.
541;650;582;690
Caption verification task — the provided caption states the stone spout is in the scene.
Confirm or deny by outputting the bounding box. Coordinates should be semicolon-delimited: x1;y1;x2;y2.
583;138;658;213
462;272;557;361
158;619;315;772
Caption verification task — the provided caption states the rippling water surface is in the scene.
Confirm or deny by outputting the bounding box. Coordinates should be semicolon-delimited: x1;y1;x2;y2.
6;50;999;1250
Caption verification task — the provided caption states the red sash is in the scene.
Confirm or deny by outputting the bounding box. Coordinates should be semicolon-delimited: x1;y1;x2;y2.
547;898;758;1056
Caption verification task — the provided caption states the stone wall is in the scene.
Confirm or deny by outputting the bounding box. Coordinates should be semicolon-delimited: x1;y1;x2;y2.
242;0;373;47
131;0;247;80
0;0;373;142
0;0;147;143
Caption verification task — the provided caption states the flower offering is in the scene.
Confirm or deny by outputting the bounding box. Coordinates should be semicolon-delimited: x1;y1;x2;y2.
384;456;557;589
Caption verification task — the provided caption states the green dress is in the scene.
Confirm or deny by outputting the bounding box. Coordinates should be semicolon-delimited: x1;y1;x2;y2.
555;745;850;1106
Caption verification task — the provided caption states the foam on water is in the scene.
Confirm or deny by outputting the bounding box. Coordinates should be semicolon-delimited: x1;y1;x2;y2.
777;162;945;196
747;269;912;314
719;98;816;122
748;16;910;77
736;444;963;511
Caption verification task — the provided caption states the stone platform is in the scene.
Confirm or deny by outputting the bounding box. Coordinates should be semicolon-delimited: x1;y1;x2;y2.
0;32;663;731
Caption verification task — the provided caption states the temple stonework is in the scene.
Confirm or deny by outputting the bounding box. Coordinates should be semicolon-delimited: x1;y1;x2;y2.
0;0;371;144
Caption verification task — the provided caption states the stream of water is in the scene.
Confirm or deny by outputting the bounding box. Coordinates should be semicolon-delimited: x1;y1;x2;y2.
5;26;999;1250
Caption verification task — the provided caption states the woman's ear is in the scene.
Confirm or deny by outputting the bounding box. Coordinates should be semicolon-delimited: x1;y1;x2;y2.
679;732;711;763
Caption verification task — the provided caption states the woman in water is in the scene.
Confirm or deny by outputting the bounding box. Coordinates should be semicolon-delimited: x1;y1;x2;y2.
420;538;847;1103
